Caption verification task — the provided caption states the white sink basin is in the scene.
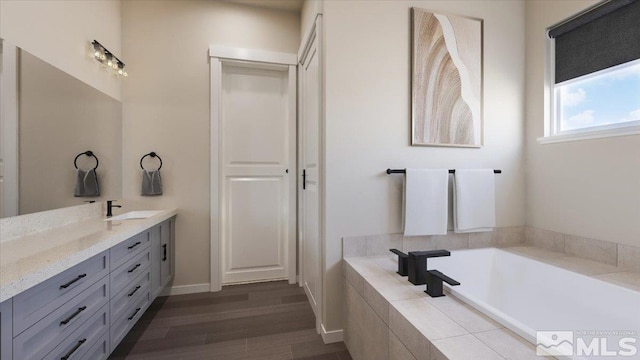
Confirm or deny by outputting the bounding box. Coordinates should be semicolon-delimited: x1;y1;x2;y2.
105;210;163;221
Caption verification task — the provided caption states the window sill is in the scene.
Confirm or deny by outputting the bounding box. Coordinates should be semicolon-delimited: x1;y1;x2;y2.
537;125;640;144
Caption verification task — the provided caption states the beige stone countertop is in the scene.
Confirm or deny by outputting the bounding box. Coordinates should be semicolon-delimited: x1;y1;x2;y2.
0;208;177;302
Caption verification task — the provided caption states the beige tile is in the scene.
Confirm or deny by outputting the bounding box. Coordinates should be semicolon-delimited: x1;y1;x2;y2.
367;234;403;257
433;232;469;250
363;281;390;325
426;296;502;334
348;258;390;280
389;329;417;360
618;244;640;272
502;246;566;261
344;260;365;296
544;256;622;276
391;298;468;341
388;307;430;360
475;328;538;359
363;301;389;360
344;281;365;360
525;227;565;252
595;271;640;291
364;273;421;304
372;255;408;282
497;226;524;247
343;236;367;258
565;234;617;266
403;235;437;252
431;334;503;360
469;230;497;249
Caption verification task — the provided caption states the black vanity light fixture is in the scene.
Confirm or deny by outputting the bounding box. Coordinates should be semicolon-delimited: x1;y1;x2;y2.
91;40;128;77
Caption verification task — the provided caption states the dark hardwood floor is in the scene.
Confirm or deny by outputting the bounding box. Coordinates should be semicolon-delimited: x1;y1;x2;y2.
109;281;351;360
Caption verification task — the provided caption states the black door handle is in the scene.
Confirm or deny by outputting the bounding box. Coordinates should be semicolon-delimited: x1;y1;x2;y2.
128;307;141;321
127;241;141;250
60;339;86;360
162;244;167;261
128;264;141;273
59;306;87;326
302;169;306;190
60;274;86;289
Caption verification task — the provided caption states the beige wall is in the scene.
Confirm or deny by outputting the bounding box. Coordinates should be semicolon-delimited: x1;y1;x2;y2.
121;0;300;287
0;0;122;100
322;0;526;331
524;0;640;248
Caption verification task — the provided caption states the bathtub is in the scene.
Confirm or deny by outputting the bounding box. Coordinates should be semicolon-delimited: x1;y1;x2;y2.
427;248;640;359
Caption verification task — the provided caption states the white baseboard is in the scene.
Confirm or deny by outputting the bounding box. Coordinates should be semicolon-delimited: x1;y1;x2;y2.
321;324;344;344
159;283;210;297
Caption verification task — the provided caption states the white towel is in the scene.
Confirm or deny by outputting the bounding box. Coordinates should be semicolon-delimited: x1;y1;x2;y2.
453;169;496;233
403;169;449;236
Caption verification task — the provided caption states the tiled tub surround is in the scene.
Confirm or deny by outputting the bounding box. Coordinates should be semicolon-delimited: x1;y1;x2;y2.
343;248;640;360
0;207;178;301
343;226;525;259
525;226;640;272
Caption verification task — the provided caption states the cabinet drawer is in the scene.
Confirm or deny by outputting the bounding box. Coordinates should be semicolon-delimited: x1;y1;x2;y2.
110;289;150;351
110;250;150;295
110;269;150;322
13;251;109;336
13;276;108;360
110;231;150;270
42;304;109;360
79;330;109;360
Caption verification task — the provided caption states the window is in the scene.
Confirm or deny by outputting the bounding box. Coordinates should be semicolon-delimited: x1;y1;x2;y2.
542;0;640;143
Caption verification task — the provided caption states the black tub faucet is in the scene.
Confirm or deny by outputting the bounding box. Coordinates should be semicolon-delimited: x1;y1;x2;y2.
424;270;460;298
106;200;122;217
389;249;409;276
407;250;451;285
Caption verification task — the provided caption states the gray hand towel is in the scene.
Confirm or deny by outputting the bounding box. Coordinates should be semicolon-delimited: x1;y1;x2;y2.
141;169;163;196
74;168;100;197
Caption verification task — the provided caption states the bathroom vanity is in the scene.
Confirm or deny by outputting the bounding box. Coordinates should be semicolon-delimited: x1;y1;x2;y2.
0;207;177;360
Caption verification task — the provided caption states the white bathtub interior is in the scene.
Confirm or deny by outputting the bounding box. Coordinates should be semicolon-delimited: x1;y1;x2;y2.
427;248;640;359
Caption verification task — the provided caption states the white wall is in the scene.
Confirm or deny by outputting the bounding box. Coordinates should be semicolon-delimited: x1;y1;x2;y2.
121;0;300;288
322;0;526;331
0;0;122;100
525;0;640;247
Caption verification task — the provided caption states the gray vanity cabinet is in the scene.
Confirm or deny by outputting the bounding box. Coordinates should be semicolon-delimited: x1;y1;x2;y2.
0;300;12;360
0;215;176;360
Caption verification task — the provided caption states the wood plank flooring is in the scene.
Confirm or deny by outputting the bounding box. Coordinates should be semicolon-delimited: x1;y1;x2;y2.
109;281;351;360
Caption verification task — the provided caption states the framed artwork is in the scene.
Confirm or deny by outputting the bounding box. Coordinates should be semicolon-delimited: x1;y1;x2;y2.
411;8;483;147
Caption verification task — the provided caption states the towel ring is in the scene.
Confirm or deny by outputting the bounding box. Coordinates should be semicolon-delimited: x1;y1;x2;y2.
74;151;99;170
140;152;163;170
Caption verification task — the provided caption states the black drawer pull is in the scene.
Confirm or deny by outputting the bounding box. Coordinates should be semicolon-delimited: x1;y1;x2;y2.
162;244;167;261
128;307;141;321
60;338;86;360
59;274;86;289
128;264;141;273
59;306;87;326
127;241;142;250
128;285;141;297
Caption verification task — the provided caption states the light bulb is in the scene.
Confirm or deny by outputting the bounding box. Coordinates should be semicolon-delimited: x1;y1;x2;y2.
100;54;106;60
107;60;113;67
118;69;123;75
123;71;128;77
94;51;101;58
112;63;118;69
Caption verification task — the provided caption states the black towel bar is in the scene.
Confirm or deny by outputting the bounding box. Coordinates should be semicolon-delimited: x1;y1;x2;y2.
386;168;501;174
74;151;99;170
140;152;163;170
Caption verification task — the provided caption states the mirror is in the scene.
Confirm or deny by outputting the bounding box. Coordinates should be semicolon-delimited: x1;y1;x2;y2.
0;44;122;217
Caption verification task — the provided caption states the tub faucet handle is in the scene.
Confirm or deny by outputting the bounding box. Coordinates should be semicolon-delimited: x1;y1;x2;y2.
389;249;409;276
424;270;460;298
407;250;451;285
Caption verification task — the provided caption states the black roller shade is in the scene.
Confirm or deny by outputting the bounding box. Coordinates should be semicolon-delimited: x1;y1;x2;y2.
550;0;640;84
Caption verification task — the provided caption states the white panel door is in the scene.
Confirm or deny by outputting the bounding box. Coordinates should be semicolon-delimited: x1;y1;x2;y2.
299;21;322;317
221;61;295;284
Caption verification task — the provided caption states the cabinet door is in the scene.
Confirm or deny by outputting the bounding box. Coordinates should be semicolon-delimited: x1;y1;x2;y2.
149;225;162;298
0;299;12;360
160;219;175;288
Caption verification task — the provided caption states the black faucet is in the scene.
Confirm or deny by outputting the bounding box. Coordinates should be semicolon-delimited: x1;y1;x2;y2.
106;200;122;217
389;249;409;276
407;250;451;285
424;270;460;297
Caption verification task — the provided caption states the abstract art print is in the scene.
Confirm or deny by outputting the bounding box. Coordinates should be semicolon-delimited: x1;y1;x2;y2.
412;8;483;147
